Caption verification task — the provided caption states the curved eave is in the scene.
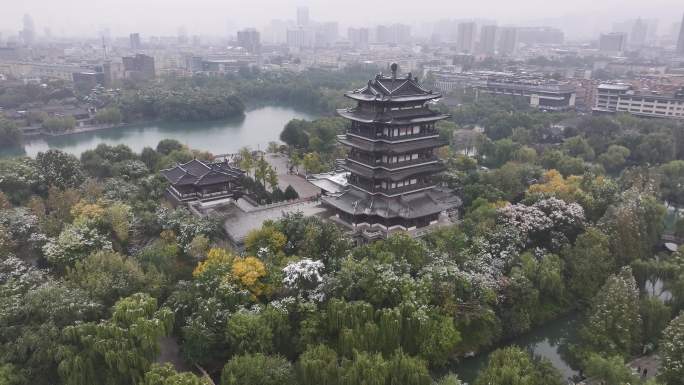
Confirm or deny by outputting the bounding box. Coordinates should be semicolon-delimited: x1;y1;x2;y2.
321;189;459;219
344;92;442;103
338;136;448;153
337;109;449;125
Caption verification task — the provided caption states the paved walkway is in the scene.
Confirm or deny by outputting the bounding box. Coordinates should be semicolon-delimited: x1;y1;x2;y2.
578;354;660;384
264;153;321;199
223;199;328;247
628;354;660;381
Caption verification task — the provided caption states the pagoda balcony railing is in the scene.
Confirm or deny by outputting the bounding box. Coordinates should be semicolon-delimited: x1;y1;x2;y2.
339;135;448;153
343;160;444;181
346;130;440;143
346;156;441;170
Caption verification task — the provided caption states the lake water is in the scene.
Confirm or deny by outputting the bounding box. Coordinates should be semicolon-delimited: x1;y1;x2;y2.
452;315;580;384
1;106;315;158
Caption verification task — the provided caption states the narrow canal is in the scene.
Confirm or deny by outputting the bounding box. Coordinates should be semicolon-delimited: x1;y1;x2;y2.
452;314;580;384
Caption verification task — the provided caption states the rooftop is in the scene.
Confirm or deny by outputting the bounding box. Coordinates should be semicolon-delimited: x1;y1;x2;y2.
345;71;442;103
160;159;244;187
322;187;460;219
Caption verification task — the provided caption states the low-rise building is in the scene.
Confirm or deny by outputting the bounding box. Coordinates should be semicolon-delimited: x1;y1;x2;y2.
594;83;684;119
122;53;155;81
161;159;245;205
430;70;576;111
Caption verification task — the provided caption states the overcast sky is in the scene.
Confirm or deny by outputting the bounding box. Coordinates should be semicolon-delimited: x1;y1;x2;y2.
1;0;683;39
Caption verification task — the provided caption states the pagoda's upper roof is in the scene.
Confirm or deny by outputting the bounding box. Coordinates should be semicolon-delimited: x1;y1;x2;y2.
346;72;442;103
161;159;244;187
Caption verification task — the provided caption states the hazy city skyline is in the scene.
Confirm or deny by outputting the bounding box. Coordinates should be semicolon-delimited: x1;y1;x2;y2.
1;0;683;40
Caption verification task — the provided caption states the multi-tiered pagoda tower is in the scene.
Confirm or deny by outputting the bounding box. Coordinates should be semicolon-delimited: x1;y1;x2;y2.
323;64;460;239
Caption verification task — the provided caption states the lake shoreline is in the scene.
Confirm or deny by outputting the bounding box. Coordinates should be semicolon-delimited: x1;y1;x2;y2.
1;106;317;158
18;102;326;140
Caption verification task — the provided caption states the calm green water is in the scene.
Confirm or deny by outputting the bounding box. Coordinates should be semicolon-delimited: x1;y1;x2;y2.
452;315;580;384
1;106;315;158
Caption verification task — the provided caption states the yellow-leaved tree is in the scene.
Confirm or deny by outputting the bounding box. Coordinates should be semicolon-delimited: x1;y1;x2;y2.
527;169;582;202
192;247;233;278
231;256;267;297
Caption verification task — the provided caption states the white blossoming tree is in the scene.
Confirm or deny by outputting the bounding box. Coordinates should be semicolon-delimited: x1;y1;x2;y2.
660;312;684;385
42;223;112;268
579;266;642;358
282;258;325;300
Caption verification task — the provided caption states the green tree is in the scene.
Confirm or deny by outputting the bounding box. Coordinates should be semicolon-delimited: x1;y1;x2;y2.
141;147;161;170
474;346;564;385
564;136;595;161
0;117;22;148
640;297;671;346
600;192;666;264
579;267;642;358
436;374;463;385
0;364;25;385
280;119;309;149
42;116;76;133
95;107;123;125
238;147;255;176
302;152;323;174
156;139;184;155
66;250;157;306
561;227;614;302
254;156;270;185
636;132;675;165
58;293;174;385
142;363;210;385
266;167;278;191
584;354;638;385
338;351;389;385
267;141;280;154
598;145;630;173
660;160;684;208
225;311;274;355
296;344;340;385
221;353;295;385
36;150;84;188
283;185;299;200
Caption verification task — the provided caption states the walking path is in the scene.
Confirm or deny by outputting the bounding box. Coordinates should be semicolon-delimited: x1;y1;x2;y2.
263;153;321;199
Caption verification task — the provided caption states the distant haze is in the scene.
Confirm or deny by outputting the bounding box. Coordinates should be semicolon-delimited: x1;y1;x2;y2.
1;0;683;40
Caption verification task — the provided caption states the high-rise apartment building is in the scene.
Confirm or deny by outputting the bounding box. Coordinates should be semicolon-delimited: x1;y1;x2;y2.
130;33;141;50
677;13;684;54
297;6;310;26
287;27;315;50
21;14;35;46
456;22;476;53
630;18;648;47
599;32;627;53
122;53;155;81
498;27;517;55
315;22;339;47
237;28;261;53
479;25;497;54
348;28;370;49
374;24;411;45
517;27;564;45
